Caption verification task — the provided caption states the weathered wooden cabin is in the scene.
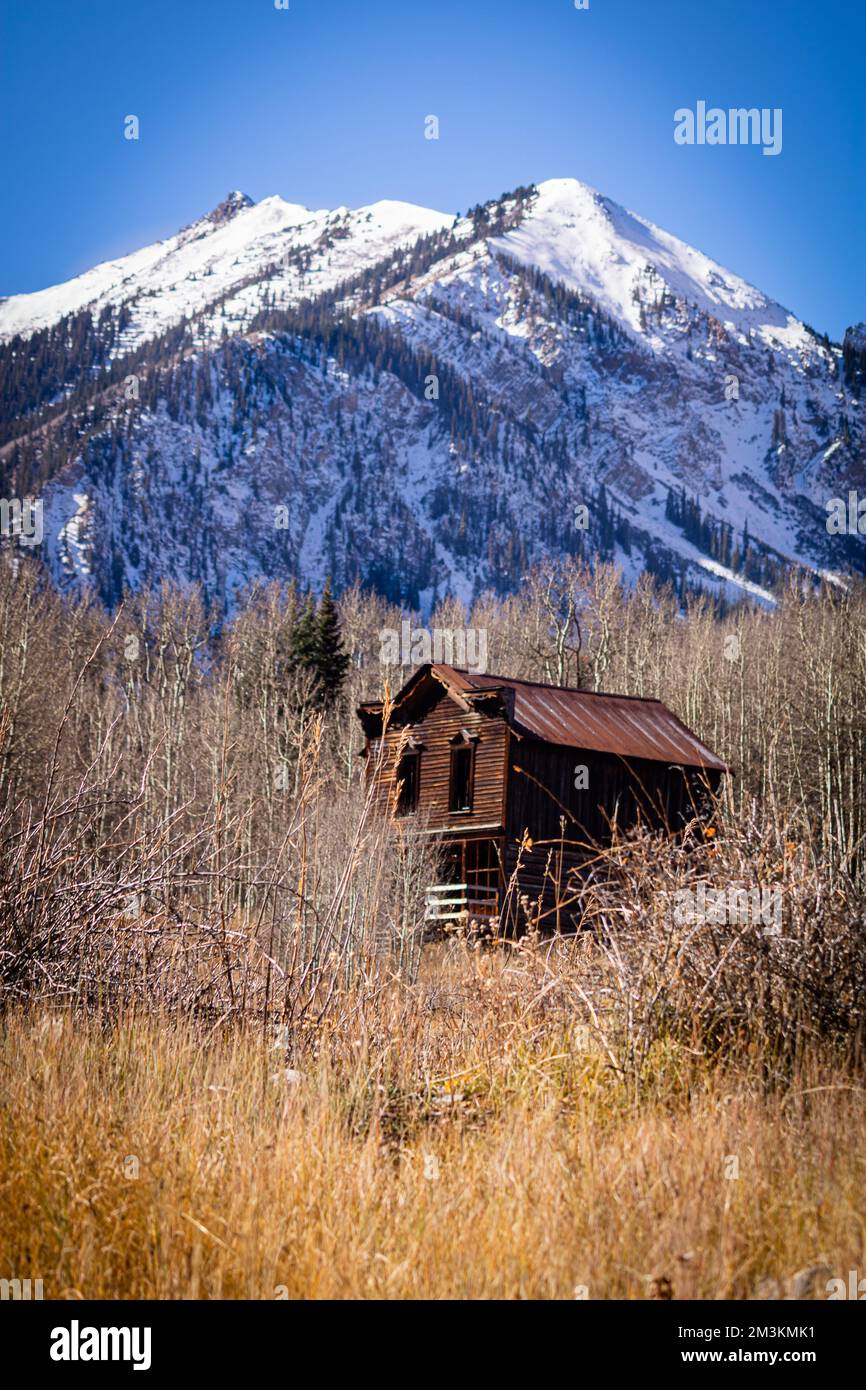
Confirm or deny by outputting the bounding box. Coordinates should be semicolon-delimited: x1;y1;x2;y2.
357;663;729;931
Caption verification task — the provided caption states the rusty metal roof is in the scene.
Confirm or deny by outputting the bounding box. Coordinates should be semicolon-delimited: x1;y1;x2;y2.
435;666;730;771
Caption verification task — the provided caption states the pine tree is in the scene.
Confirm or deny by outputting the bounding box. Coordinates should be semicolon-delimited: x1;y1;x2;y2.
289;593;319;677
314;578;349;705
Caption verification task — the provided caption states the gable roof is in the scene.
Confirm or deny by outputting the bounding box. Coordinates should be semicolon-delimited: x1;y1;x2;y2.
358;663;730;772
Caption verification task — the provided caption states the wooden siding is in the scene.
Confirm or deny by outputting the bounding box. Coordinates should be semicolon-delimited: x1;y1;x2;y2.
367;687;509;833
502;742;723;932
506;742;721;846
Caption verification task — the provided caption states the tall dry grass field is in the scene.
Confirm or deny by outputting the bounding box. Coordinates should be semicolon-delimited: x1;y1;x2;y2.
1;979;864;1300
1;558;864;1299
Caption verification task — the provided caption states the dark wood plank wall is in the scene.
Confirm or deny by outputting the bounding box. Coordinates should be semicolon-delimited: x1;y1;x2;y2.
368;691;509;832
502;742;723;930
506;742;721;845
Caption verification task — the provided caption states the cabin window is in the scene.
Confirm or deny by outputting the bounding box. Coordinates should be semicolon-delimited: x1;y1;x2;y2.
449;744;474;814
396;752;420;814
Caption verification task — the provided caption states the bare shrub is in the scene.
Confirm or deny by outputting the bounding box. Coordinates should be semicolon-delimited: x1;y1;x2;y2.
571;808;866;1076
0;670;435;1026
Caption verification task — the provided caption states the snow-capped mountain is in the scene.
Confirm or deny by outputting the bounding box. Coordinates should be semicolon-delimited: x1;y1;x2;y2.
2;178;863;611
0;190;452;349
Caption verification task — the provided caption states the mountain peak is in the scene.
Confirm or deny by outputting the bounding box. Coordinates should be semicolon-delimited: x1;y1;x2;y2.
206;191;255;226
844;322;866;351
493;174;806;349
536;175;602;199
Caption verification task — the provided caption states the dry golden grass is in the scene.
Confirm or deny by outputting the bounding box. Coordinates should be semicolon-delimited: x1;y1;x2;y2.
2;530;864;1305
2;954;864;1301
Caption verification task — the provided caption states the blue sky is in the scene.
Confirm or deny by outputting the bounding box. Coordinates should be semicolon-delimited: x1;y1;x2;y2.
1;0;863;339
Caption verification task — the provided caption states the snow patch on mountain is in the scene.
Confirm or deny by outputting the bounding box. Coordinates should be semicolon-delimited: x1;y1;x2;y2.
491;178;813;357
0;193;451;350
